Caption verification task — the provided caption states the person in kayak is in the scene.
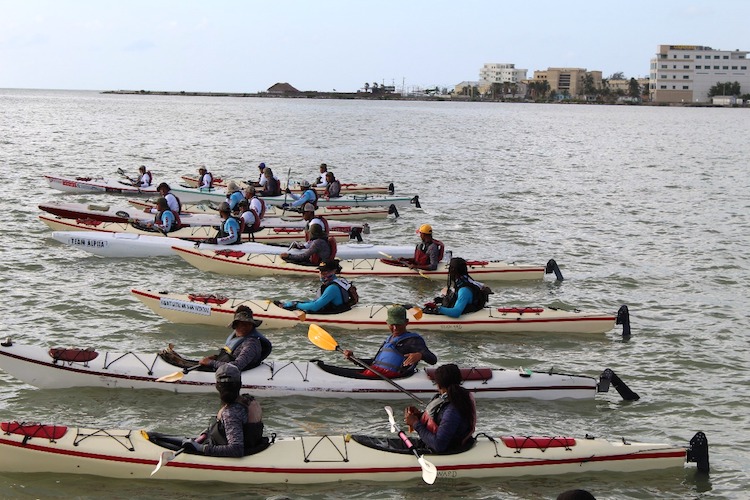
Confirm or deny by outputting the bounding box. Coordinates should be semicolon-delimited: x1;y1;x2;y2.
243;186;266;222
135;165;153;187
226;181;245;211
143;183;182;225
198;167;213;190
398;224;444;271
237;199;262;235
251;162;266;186
423;257;492;317
313;162;329;187
146;197;177;233
404;363;476;453
301;202;329;238
279;260;357;313
323;171;341;198
181;363;265;457
198;307;272;372
343;305;437;378
208;202;242;245
259;167;282;196
285;180;318;208
279;223;331;265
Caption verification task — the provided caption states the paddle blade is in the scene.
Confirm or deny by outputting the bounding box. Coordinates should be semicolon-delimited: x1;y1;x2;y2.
307;324;338;351
418;456;438;484
384;406;397;433
155;371;185;383
409;306;423;320
296;310;307;322
378;251;395;259
151;450;175;476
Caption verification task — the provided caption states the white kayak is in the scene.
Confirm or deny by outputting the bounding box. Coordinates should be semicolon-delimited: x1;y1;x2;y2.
0;341;621;400
170;185;420;208
181;174;395;195
38;201;368;234
0;418;708;484
44;174;159;195
130;289;627;335
128;198;398;219
51;231;416;259
172;247;557;282
39;215;357;245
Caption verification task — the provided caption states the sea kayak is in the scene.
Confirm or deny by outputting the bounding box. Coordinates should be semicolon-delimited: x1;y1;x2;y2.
51;231;415;259
39;215;358;245
181;174;395;195
172;247;557;282
44;174;159;195
0;341;622;400
0;420;709;484
127;198;398;220
130;289;626;335
170;185;420;208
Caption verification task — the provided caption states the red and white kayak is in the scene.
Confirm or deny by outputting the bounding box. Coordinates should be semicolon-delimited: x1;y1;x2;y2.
0;419;708;484
44;174;158;195
171;247;554;282
130;289;626;335
39;215;357;245
0;341;616;400
128;198;398;220
181;174;395;195
51;231;415;259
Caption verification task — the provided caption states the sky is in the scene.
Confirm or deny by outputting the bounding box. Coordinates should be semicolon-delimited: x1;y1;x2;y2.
1;0;749;93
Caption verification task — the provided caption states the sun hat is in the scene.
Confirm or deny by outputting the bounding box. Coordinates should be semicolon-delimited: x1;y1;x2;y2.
227;181;239;191
302;202;316;212
228;309;262;328
215;363;242;384
386;305;408;325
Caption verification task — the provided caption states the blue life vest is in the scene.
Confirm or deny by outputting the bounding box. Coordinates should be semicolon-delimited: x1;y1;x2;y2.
371;332;421;374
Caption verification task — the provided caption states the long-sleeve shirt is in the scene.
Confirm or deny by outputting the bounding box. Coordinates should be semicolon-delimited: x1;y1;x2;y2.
414;403;471;453
202;403;247;457
290;189;317;207
284;238;330;264
437;286;474;318
209;336;263;372
216;217;241;245
295;282;345;312
153;210;176;232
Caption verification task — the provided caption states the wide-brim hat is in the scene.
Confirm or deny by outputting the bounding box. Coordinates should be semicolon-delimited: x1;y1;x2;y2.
215;363;242;384
228;310;262;328
386;305;408;325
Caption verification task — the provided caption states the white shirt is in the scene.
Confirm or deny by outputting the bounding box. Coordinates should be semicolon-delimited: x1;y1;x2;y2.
199;172;213;189
249;197;264;219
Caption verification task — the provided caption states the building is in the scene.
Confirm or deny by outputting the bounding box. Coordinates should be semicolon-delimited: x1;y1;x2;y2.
532;68;602;97
649;45;750;103
478;63;527;94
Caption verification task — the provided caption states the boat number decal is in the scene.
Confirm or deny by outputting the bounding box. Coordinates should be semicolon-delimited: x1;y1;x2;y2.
62;180;78;187
159;298;211;316
70;237;107;248
437;470;458;478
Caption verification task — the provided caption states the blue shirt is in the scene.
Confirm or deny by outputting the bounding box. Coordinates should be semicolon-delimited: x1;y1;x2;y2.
292;280;345;313
290;189;317;207
437;286;473;318
227;190;244;210
217;217;241;245
154;210;176;232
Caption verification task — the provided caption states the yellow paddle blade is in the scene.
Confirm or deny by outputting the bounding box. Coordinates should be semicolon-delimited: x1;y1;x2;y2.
409;306;423;320
307;324;338;351
296;310;307;322
155;370;185;383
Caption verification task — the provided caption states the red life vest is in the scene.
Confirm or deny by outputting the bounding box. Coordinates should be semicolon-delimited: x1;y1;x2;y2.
414;238;444;267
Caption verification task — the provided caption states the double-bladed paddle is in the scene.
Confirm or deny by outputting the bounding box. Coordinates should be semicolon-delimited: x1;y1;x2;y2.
307;324;425;405
384;405;437;484
377;251;430;280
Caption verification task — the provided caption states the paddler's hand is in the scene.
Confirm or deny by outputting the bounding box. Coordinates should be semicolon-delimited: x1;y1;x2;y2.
404;407;420;428
198;356;215;366
402;352;422;366
342;349;353;359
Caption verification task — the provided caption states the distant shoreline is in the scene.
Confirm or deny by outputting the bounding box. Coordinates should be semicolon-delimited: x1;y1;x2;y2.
100;89;744;107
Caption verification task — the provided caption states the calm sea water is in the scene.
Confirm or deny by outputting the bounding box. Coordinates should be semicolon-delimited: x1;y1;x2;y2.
0;89;748;499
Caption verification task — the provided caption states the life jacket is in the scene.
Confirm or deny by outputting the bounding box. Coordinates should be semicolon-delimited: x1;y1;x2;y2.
227;190;244;210
241;209;262;233
141;171;153;186
165;192;182;226
215;331;273;369
154;209;176;232
207;395;264;454
202;172;214;189
317;277;358;313
325;180;341;198
413;238;445;267
306;188;319;208
267;177;282;196
443;276;491;313
419;393;475;450
217;216;243;245
251;196;266;220
370;332;421;374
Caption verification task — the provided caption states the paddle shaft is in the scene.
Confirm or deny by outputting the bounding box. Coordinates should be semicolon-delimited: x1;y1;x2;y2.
338;347;425;406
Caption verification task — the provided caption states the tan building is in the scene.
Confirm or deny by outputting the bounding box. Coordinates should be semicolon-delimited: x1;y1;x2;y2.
649;45;750;103
533;68;602;97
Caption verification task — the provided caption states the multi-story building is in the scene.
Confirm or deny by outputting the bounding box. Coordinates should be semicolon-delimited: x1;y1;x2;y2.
532;68;602;97
649;45;749;103
478;63;527;94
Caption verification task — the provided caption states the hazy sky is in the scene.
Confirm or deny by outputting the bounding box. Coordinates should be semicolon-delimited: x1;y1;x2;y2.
1;0;748;93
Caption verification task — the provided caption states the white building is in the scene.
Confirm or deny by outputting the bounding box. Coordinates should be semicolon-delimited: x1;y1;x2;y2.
478;63;527;92
650;45;750;103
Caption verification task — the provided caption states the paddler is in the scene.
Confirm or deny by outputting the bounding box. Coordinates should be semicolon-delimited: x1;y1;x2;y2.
323;171;341;198
180;363;266;457
208;201;242;245
423;257;491;317
198;307;272;372
284;180;318;209
313;162;329;187
280;223;330;265
278;260;357;313
225;181;244;211
342;305;436;378
143;183;181;225
146;197;177;233
403;363;476;453
197;166;213;190
398;224;444;271
135;165;153;187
